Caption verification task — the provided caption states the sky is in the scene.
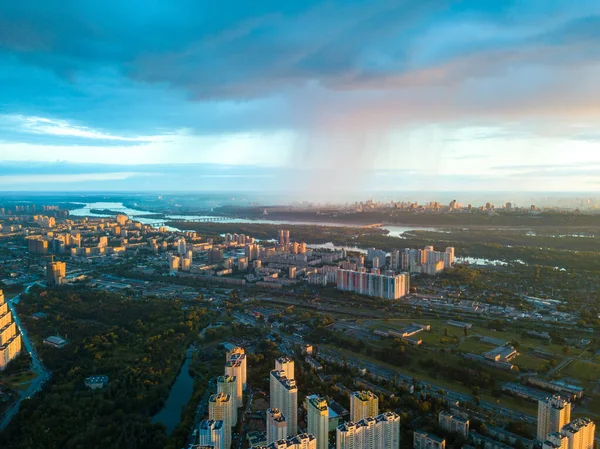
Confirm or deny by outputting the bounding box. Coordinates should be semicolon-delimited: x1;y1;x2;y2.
1;0;600;193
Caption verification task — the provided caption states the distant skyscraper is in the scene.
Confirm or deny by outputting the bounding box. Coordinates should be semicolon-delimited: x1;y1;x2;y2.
245;243;260;261
199;419;225;449
538;396;572;441
115;213;128;225
46;260;66;287
307;395;329;449
209;393;233;449
177;238;187;255
278;229;290;247
350;391;378;422
267;408;288;444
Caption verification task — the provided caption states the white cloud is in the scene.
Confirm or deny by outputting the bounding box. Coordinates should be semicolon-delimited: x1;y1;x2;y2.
1;114;169;142
0;172;140;184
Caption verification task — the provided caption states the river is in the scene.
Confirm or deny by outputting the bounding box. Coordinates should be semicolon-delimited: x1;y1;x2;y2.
69;201;442;235
151;355;195;435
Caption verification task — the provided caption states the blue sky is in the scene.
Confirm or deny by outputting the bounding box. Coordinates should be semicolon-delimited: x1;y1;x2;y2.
1;0;600;192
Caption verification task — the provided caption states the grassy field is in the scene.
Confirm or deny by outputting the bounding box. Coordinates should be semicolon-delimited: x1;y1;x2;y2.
560;360;600;385
2;370;38;391
456;337;496;354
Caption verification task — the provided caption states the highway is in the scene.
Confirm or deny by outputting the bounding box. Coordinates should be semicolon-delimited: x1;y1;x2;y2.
0;283;51;431
317;346;536;425
266;320;537;426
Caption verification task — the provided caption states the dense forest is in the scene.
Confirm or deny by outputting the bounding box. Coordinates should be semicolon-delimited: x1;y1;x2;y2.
0;288;213;449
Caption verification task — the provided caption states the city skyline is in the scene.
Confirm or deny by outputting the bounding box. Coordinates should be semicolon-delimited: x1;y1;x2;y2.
2;1;600;191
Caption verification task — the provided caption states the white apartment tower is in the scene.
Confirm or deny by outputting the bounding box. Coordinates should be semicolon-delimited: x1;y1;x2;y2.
275;356;294;380
307;395;329;449
227;347;247;390
350;391;379;422
560;418;595;449
336;412;400;449
0;290;22;371
374;412;400;449
267;408;288;444
199;419;225;449
217;375;239;425
224;361;243;404
209;393;233;449
538;395;572;441
270;370;298;437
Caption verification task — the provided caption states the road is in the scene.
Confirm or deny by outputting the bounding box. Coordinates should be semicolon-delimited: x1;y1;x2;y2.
318;346;536;425
237;389;255;449
0;283;51;431
235;313;536;426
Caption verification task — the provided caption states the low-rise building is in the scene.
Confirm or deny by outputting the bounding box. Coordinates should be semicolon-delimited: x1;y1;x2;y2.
43;335;67;348
438;411;469;438
84;375;109;390
413;430;445;449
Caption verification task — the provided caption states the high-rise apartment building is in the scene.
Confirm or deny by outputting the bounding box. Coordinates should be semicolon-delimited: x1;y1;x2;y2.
275;356;294;380
199;419;225;449
559;418;595;449
270;370;298;437
227;347;247;390
350;391;379;422
224;361;243;405
116;213;128;225
177;238;187;255
336;270;409;299
217;375;239;425
278;230;290;247
538;396;572;441
0;290;22;371
337;421;362;449
307;395;329;449
336;412;400;449
209;393;233;449
46;260;66;287
374;412;400;449
267;408;288;444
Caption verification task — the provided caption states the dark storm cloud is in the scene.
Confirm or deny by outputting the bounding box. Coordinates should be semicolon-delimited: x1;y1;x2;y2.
1;0;600;147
